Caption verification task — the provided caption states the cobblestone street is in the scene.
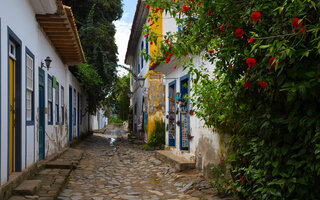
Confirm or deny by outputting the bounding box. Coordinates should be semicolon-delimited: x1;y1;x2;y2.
56;133;225;200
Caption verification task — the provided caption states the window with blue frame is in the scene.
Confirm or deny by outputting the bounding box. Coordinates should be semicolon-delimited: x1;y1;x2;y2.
73;89;76;125
26;48;34;125
138;64;140;74
48;75;53;125
141;41;144;69
145;39;149;61
61;86;64;124
55;82;59;124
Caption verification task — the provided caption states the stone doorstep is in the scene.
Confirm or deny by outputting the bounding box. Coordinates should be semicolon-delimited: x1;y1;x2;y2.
13;180;42;195
0;148;69;200
155;150;195;172
45;161;74;169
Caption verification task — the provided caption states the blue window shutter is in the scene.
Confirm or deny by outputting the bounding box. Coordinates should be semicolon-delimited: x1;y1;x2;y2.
141;41;144;69
146;40;149;61
138;64;140;74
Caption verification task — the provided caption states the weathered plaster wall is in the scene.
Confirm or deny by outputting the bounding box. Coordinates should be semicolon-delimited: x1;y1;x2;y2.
146;71;164;140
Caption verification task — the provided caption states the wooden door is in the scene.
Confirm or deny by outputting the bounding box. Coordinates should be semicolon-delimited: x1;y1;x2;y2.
38;68;45;160
8;55;16;174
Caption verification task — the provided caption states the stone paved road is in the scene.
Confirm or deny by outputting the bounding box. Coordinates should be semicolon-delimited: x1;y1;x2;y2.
57;133;224;200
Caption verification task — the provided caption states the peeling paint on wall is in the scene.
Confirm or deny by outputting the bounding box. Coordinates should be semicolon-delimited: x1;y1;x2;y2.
146;71;165;140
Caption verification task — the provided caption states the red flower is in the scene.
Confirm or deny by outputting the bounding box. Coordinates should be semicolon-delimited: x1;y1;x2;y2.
219;25;224;33
165;56;171;63
148;18;150;23
150;41;153;45
166;115;169;119
209;49;215;54
251;12;261;23
165;39;169;43
240;178;244;182
233;188;236;193
269;57;276;67
194;80;197;84
169;43;172;47
182;5;189;12
216;75;219;80
227;183;231;186
259;80;267;89
185;52;189;55
197;2;201;6
246;58;256;67
146;4;149;9
248;37;254;44
292;18;302;29
144;33;149;38
174;66;176;69
105;51;110;54
190;111;194;116
298;27;305;33
243;81;251;89
235;28;244;38
229;63;232;72
208;117;211;120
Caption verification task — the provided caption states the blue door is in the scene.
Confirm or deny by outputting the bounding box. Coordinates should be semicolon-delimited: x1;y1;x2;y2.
38;68;45;160
168;81;176;147
180;76;190;151
69;86;73;141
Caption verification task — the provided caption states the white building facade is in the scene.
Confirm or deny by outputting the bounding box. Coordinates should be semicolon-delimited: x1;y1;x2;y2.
0;0;90;186
151;13;226;175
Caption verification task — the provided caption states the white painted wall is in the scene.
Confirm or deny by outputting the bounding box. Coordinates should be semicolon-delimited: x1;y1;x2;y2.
0;0;89;185
160;15;223;173
131;18;150;135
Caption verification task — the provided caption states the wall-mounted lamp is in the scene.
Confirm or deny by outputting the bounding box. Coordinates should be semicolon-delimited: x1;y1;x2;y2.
128;91;133;98
41;56;52;70
138;75;145;88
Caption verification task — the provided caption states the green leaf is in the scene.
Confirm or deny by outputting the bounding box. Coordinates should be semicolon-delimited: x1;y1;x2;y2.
259;45;270;49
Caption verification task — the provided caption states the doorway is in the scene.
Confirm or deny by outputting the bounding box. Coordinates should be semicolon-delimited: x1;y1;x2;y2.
69;86;73;141
38;68;45;160
180;75;190;151
8;29;22;174
168;81;176;147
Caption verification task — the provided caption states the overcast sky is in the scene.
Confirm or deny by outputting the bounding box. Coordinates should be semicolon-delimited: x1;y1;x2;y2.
115;0;138;77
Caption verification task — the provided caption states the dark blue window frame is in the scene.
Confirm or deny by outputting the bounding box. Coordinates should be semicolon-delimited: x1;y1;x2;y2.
61;86;64;125
141;41;144;69
73;89;76;125
145;39;149;61
25;47;35;126
47;74;53;125
55;82;59;125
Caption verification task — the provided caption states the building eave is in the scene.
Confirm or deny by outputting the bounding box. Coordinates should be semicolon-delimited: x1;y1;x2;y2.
35;4;85;65
124;0;149;65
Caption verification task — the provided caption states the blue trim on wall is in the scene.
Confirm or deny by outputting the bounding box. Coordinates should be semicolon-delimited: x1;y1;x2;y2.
25;47;35;126
8;26;23;176
73;89;76;126
168;80;176;147
61;86;64;125
47;74;53;125
69;85;73;141
145;39;149;61
55;82;59;125
141;41;144;69
179;74;190;152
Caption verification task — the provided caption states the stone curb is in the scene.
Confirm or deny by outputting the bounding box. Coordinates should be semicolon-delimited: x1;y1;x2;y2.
0;147;68;200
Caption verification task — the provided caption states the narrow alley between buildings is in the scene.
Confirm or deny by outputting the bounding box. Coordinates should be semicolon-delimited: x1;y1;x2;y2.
54;131;229;200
